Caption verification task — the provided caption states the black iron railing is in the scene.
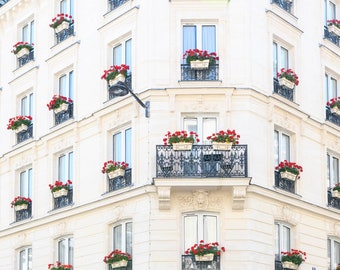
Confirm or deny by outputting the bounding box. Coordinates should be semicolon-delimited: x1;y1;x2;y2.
273;78;294;101
15;203;32;222
17;124;33;143
275;260;283;270
324;25;340;46
0;0;10;7
53;188;73;209
328;190;340;210
271;0;292;13
182;255;220;270
326;107;340;126
156;144;247;178
274;171;295;193
55;103;74;125
108;168;132;192
18;50;34;68
108;0;129;11
107;260;132;270
56;23;75;44
108;73;132;100
181;64;219;81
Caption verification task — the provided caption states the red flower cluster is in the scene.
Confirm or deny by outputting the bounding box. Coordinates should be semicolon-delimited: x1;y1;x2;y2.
327;97;340;109
163;130;200;145
48;261;73;270
275;160;303;176
207;130;240;144
332;183;340;192
49;13;74;29
277;68;299;86
185;240;226;256
183;49;219;64
7;115;32;130
101;64;130;81
103;249;131;264
10;196;31;208
11;41;34;54
101;160;129;174
49;180;72;193
47;95;73;110
281;249;306;266
328;19;340;28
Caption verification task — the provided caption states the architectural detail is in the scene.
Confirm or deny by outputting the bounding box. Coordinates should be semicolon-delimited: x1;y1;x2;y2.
157;186;171;210
232;186;248;210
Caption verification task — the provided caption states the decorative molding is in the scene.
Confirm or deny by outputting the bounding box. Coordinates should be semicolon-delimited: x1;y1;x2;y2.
232;186;247;210
157;186;171;210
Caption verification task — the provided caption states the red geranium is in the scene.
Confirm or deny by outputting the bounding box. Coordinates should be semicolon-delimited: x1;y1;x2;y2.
48;261;73;270
101;160;129;174
185;240;226;256
163;130;200;145
277;68;299;86
47;95;73;110
49;180;72;193
49;13;74;29
7;115;32;130
103;249;131;264
207;130;240;144
101;64;129;81
10;196;31;208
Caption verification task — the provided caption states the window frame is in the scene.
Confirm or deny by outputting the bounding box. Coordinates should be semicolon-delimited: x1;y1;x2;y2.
20;92;33;117
275;221;292;261
21;20;34;44
18;246;32;270
19;168;32;198
328;236;340;270
57;236;74;266
272;41;289;79
112;220;133;257
274;129;291;166
58;150;74;184
112;38;132;70
327;152;340;188
58;70;74;100
325;0;337;25
59;0;74;16
325;73;339;103
112;127;132;168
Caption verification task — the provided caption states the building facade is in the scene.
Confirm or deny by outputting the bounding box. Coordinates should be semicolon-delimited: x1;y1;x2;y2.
0;0;339;269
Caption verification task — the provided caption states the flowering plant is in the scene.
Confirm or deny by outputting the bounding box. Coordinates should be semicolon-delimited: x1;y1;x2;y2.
10;196;31;208
101;64;130;82
49;13;74;29
275;160;303;176
332;183;340;192
327;97;340;109
48;261;73;270
185;240;226;256
163;130;200;145
101;160;129;174
281;249;306;266
183;49;219;64
49;180;72;193
11;41;34;54
47;95;73;110
277;68;299;86
207;130;240;144
103;249;131;264
7;115;32;130
327;19;340;28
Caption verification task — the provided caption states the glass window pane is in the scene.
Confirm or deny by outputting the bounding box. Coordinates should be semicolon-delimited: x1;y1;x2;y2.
126;222;132;256
203;215;217;243
274;130;279;165
125;129;132;167
69;71;74;100
332;157;339;185
329;1;336;19
113;44;122;65
58;239;66;263
183;118;198;133
22;25;28;42
114;225;122;250
21;96;27;115
60;0;67;13
184;215;198;250
275;224;280;256
183;26;196;61
30;21;34;44
325;74;329;102
125;39;132;71
20;171;27;197
28;248;32;270
273;42;278;78
28;169;32;198
282;225;291;251
282;134;290;161
113;133;122;161
280;47;289;70
19;249;26;270
68;152;73;182
29;93;33;117
202;118;216;144
59;155;66;182
328;238;331;269
59;75;67;96
330;78;337;98
327;154;331;187
68;238;74;265
202;25;216;53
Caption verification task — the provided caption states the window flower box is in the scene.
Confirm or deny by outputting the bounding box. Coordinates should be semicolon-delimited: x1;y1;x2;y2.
183;49;219;70
327;97;340;116
282;261;298;269
48;261;73;270
49;180;72;198
185;240;225;261
331;183;340;198
50;13;74;34
103;249;131;269
111;260;128;269
102;160;129;179
190;59;210;70
275;160;303;181
101;64;129;86
172;142;193;151
281;249;306;269
207;129;240;151
163;130;200;151
195;253;214;261
327;19;340;36
11;196;31;211
7;115;32;132
47;95;73;114
11;41;34;58
277;68;299;90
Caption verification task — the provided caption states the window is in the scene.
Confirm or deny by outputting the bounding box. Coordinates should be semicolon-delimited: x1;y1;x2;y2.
113;38;132;71
18;247;32;270
57;237;73;266
58;71;74;99
274;130;290;166
183;213;218;251
21;93;33;117
182;24;216;62
113;128;132;167
325;0;336;25
183;116;217;144
22;20;34;44
19;168;32;198
327;153;340;188
58;151;73;183
325;73;338;103
275;222;291;261
328;237;340;270
113;221;132;256
273;42;289;79
59;0;74;16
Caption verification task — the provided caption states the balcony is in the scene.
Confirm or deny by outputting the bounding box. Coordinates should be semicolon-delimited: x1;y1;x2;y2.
0;0;9;7
17;124;33;143
55;103;73;125
275;260;283;270
108;0;129;11
182;255;220;270
53;188;73;209
326;107;340;126
108;74;132;100
56;23;75;44
271;0;292;13
18;50;34;68
15;203;32;222
181;64;219;81
324;25;340;46
328;190;340;210
108;168;132;192
274;171;295;193
273;78;294;101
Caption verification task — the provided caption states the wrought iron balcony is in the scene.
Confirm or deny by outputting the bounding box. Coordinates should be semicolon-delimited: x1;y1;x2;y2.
56;23;75;44
107;260;132;270
328;190;340;210
17;124;33;144
15;203;32;222
273;78;294;101
108;168;132;192
0;0;9;7
55;103;74;125
274;171;295;193
108;74;132;100
271;0;292;13
181;64;219;81
18;50;34;68
275;260;283;270
108;0;129;11
326;107;340;126
53;188;73;209
324;25;340;46
182;255;220;270
156;144;247;178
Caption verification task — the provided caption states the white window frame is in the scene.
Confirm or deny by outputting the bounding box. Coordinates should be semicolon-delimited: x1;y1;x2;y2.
59;0;74;16
327;152;340;188
57;236;74;266
182;115;218;144
21;20;34;44
18;246;32;270
20;92;33;117
273;41;289;79
274;129;291;166
19;168;32;198
113;128;132;168
58;151;73;184
275;221;292;261
325;73;338;103
112;221;133;257
58;70;74;99
182;212;219;253
325;0;337;25
112;38;132;71
328;237;340;270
